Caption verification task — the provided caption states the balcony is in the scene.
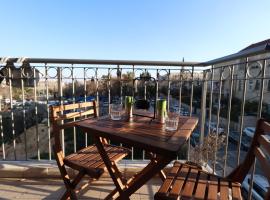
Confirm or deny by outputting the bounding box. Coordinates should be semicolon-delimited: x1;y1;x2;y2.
0;40;270;199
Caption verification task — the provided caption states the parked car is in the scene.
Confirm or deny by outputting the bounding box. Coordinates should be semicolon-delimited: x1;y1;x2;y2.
170;105;189;116
102;101;109;107
206;122;225;134
228;131;252;151
171;105;179;112
190;132;200;147
243;127;256;138
180;110;189;116
241;174;269;200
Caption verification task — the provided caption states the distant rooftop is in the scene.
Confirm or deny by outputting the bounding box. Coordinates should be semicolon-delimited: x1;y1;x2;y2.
240;38;270;52
205;38;270;65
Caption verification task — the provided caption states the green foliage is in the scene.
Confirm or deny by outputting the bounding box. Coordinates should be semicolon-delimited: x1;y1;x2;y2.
139;71;151;80
212;96;270;122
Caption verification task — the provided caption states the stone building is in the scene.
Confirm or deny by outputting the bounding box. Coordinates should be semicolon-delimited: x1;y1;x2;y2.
212;39;270;106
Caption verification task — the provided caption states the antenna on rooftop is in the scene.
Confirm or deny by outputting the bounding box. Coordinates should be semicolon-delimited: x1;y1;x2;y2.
181;57;185;70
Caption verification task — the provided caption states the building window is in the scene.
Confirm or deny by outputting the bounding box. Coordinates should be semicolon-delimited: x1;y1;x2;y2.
249;80;253;90
238;80;242;91
251;65;259;69
268;80;270;91
238;64;245;71
254;80;260;90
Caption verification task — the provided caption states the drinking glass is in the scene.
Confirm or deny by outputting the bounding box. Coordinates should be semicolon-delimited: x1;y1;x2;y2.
165;112;179;131
110;104;123;120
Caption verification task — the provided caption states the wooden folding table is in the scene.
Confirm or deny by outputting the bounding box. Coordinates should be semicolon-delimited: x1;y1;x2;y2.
76;115;198;199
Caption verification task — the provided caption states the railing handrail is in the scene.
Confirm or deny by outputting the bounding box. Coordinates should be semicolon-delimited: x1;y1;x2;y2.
0;57;201;66
2;41;270;67
2;44;270;68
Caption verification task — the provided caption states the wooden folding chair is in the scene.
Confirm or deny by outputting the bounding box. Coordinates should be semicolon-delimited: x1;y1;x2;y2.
50;101;130;200
155;118;270;200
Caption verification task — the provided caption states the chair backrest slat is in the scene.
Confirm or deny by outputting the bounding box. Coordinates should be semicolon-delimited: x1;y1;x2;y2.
55;109;95;121
254;146;270;181
258;135;270;156
50;101;97;150
52;101;94;113
255;121;270;188
261;120;270;133
50;101;97;126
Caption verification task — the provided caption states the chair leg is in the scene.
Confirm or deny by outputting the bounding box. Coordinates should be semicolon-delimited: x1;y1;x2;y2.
60;172;89;200
54;147;79;200
61;189;78;200
148;152;166;181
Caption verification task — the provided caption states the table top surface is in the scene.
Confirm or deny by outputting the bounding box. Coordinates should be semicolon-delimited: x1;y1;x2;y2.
76;115;198;156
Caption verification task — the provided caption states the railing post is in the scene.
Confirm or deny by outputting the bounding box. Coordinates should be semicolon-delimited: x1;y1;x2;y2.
237;57;248;165
144;69;147;100
57;67;65;156
187;66;194;161
155;69;159;112
223;65;234;176
45;64;52;160
71;64;77;153
189;66;194;116
213;66;223;173
33;66;41;160
257;59;266;118
108;68;111;114
83;68;88;147
95;68;99;117
8;66;16;160
199;70;207;144
20;67;27;160
118;65;123;105
167;69;171;112
178;68;183;110
207;66;214;136
0;92;4;160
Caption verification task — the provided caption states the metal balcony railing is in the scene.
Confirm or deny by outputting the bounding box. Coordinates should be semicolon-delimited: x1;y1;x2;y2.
1;47;270;199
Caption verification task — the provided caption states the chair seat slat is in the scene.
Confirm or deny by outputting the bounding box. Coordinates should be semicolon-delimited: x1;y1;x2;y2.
181;168;199;198
155;162;243;200
219;180;229;200
157;162;182;195
231;182;242;200
75;146;115;168
194;172;208;200
207;175;218;200
168;164;189;198
64;145;130;178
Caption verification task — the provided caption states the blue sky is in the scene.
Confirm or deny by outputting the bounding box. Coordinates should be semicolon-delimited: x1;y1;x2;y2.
1;0;270;62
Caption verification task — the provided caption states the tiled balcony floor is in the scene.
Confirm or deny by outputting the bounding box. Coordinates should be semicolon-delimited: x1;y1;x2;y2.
0;177;161;199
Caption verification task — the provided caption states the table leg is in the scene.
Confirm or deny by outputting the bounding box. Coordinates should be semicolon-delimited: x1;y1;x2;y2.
94;136;126;193
148;152;167;181
94;136;173;200
116;154;172;199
